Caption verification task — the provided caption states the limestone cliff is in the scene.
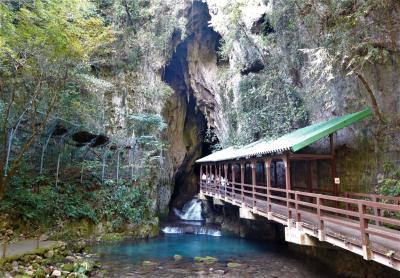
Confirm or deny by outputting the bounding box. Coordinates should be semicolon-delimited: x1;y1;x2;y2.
164;0;399;197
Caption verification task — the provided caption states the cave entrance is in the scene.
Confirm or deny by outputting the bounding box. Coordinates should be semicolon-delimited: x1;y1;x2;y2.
162;1;220;209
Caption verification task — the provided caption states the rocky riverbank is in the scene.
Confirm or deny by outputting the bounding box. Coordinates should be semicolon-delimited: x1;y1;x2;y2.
96;253;338;278
0;241;105;278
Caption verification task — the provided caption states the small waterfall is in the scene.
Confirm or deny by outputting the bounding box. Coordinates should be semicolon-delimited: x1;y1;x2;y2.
162;227;183;234
159;149;163;168
55;134;68;188
128;148;133;183
39;131;54;175
161;226;221;237
116;150;120;184
5;109;27;175
173;199;203;221
101;150;107;184
197;227;222;237
4;128;14;176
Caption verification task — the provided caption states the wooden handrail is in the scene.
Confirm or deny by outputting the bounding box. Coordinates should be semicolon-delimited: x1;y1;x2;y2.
343;192;400;203
199;181;400;251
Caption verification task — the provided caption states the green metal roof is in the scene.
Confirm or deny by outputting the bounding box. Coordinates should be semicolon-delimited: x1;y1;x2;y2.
196;108;372;163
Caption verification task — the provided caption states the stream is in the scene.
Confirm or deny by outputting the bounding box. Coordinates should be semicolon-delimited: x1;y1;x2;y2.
92;199;342;277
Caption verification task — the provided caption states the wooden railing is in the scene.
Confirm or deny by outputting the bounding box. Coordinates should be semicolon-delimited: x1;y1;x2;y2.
343;192;400;204
200;180;400;266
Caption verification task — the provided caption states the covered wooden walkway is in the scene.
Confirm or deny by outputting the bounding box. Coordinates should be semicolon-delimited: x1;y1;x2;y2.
196;109;400;271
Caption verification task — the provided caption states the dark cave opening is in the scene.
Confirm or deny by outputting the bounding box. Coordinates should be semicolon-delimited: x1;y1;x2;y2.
162;1;220;209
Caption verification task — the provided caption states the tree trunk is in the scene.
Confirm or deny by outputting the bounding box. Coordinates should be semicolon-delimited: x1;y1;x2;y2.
353;69;385;124
122;0;135;31
0;176;5;200
2;241;7;258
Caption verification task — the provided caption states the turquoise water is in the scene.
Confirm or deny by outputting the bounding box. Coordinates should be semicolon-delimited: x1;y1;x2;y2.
93;234;271;263
93;234;342;277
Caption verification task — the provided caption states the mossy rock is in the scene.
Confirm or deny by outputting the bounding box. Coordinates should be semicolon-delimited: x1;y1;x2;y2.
62;263;75;272
73;260;94;274
72;241;88;253
101;233;124;241
194;256;218;264
227;262;243;268
67;273;88;278
21;254;36;263
31;263;40;269
142;260;158;267
34;268;46;278
173;254;183;261
0;245;56;267
45;250;54;258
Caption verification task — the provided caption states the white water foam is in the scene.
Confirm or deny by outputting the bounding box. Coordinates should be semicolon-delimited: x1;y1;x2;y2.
173;198;203;221
161;226;222;237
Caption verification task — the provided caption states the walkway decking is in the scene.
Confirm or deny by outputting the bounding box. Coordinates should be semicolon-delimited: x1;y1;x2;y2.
200;181;400;271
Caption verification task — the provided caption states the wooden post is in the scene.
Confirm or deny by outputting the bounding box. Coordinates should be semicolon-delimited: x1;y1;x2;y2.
219;164;222;195
284;153;292;220
295;192;301;225
251;161;256;209
358;202;371;260
206;164;210;192
371;195;381;226
317;196;325;240
224;164;228;198
344;192;351;219
200;165;204;192
307;160;313;193
240;162;245;205
231;164;235;199
212;164;216;194
265;159;272;214
330;134;338;196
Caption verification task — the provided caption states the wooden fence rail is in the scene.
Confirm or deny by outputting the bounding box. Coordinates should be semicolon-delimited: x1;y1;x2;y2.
200;180;400;271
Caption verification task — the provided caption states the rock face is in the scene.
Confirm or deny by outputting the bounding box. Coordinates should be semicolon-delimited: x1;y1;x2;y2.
163;0;399;199
162;0;399;212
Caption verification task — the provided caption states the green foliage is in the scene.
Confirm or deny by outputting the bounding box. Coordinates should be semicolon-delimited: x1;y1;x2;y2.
0;175;150;230
0;0;114;125
218;68;308;147
295;0;397;71
0;178;96;225
95;184;150;230
377;164;400;197
237;73;308;144
0;0;113;74
129;113;166;136
0;0;114;198
378;179;400;197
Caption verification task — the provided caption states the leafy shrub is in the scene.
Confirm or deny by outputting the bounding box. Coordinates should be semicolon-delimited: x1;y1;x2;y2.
378;179;400;197
129;113;167;136
224;72;308;146
0;179;97;225
0;175;150;232
95;184;150;230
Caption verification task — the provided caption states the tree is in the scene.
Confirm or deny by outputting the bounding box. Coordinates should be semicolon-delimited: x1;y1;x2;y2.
0;0;114;199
